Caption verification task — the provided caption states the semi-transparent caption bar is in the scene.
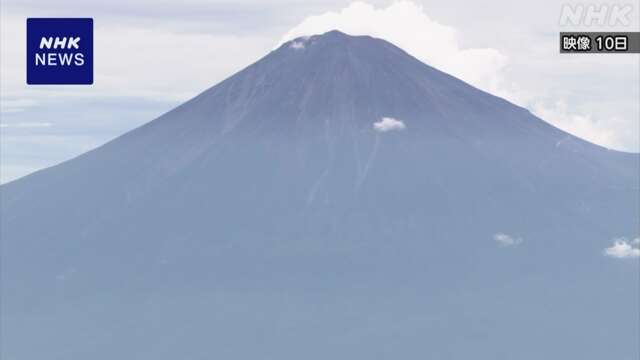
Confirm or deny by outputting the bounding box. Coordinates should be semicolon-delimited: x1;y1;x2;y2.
560;32;640;53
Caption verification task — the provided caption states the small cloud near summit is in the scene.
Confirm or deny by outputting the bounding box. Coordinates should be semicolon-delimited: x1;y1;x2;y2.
290;41;305;50
373;117;406;132
289;36;311;50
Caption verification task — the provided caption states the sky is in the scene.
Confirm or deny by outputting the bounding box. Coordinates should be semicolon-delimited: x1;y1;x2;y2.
1;0;638;183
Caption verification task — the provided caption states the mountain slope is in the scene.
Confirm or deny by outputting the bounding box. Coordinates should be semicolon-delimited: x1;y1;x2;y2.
1;30;638;359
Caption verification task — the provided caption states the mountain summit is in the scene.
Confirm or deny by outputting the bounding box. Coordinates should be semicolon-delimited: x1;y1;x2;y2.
2;31;638;359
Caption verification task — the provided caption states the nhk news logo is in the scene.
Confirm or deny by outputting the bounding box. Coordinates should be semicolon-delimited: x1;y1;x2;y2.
27;18;93;85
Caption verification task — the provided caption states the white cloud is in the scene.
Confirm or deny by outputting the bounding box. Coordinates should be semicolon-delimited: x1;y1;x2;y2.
290;40;307;50
494;233;522;247
603;238;640;259
532;100;621;150
373;117;406;132
0;122;52;128
279;1;508;95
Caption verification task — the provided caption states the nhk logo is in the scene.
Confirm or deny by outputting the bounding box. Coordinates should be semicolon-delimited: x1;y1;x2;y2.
36;37;85;66
27;18;93;85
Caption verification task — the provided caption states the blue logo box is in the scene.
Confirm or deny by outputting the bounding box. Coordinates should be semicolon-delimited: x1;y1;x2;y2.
26;18;93;85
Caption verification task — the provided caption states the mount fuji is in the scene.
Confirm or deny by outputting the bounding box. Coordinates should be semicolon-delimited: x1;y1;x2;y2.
1;31;638;359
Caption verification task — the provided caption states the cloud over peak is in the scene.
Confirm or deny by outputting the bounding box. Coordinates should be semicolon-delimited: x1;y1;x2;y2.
279;1;507;95
289;40;307;50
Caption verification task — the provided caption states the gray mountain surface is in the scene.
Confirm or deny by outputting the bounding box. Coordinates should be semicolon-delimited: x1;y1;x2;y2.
2;30;638;359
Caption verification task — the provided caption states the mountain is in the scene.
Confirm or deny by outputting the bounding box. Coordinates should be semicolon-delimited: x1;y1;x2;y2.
1;30;638;359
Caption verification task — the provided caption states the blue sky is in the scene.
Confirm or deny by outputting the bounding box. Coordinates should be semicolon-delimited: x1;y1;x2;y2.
1;0;638;183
